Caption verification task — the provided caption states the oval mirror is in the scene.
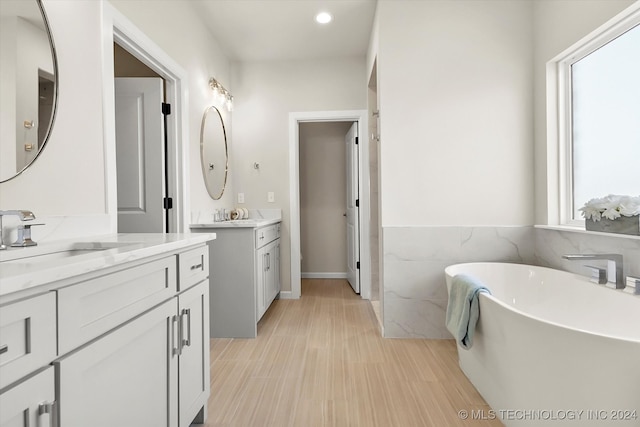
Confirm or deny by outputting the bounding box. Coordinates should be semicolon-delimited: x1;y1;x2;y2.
0;0;58;183
200;106;228;200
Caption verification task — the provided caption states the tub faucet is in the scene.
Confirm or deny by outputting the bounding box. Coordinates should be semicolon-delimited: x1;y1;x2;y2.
0;210;36;250
562;253;624;289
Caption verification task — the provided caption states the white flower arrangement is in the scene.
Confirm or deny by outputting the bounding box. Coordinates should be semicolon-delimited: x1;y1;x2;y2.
579;194;640;222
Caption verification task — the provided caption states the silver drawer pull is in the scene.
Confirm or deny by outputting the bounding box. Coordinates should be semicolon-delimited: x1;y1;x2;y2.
181;308;192;347
38;401;57;427
0;344;7;355
190;263;203;271
172;315;181;356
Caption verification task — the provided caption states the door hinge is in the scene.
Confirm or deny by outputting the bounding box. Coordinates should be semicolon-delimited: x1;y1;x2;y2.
357;261;360;269
164;197;173;209
355;136;359;145
355;199;359;207
162;102;171;115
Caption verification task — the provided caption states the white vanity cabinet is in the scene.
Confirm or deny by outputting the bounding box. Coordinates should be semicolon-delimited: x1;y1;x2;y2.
0;236;213;427
55;247;210;427
192;220;281;338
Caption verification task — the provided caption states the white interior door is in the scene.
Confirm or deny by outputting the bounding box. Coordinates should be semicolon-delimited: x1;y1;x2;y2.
345;122;360;294
115;77;164;233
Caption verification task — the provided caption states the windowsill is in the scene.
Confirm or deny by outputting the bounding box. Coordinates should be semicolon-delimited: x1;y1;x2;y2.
535;224;640;240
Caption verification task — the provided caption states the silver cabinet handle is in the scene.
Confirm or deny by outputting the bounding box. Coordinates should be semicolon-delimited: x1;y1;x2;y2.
190;263;203;271
38;401;57;427
267;253;270;271
181;308;191;347
172;315;181;356
0;344;8;355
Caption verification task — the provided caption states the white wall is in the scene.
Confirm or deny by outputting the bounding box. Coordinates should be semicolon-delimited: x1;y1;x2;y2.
532;0;636;224
377;0;534;226
299;121;350;276
231;58;367;291
0;0;106;223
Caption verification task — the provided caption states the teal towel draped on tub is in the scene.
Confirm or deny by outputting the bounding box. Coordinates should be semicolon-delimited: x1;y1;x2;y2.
446;274;491;350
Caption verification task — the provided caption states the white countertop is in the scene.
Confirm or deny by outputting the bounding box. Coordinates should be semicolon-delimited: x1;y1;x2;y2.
0;233;216;297
190;218;281;229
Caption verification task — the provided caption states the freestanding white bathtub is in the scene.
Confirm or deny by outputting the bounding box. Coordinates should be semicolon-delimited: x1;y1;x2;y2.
445;262;640;427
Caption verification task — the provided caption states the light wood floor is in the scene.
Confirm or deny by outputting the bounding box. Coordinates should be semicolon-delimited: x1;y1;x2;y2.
204;279;502;427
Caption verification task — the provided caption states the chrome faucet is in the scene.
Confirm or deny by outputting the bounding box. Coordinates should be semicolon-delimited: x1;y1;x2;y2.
0;210;36;250
562;253;624;289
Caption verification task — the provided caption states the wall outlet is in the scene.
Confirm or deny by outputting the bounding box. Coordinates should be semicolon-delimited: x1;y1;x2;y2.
237;192;245;204
267;192;275;203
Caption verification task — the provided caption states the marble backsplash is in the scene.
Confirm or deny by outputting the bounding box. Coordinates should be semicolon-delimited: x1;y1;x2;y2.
534;227;640;278
190;208;282;224
383;225;640;339
0;214;113;245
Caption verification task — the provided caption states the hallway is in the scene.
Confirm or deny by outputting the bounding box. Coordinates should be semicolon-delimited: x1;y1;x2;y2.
205;279;501;426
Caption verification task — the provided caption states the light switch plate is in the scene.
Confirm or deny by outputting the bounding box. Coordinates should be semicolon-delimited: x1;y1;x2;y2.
267;192;275;203
238;193;245;203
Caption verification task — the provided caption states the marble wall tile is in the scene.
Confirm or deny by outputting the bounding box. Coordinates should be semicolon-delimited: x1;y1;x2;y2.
384;297;450;339
383;226;534;338
382;225;639;339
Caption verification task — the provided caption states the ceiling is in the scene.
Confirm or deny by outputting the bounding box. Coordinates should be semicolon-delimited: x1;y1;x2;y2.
192;0;377;62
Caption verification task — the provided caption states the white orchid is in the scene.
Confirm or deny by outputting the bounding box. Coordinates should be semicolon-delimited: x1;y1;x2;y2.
580;194;640;221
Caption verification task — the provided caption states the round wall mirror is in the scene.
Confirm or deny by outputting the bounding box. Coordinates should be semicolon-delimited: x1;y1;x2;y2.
0;0;58;183
200;106;228;200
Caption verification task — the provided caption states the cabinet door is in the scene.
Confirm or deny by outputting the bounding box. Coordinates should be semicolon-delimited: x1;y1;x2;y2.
0;366;55;427
255;246;267;320
273;240;281;297
264;240;280;310
56;299;179;427
177;281;210;427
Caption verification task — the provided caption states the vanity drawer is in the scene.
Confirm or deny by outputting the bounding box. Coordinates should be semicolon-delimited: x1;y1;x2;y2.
178;245;209;291
57;256;177;354
0;292;56;390
255;224;280;248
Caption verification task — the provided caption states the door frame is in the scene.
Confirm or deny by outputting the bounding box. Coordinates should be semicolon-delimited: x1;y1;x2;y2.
287;110;370;300
101;3;190;233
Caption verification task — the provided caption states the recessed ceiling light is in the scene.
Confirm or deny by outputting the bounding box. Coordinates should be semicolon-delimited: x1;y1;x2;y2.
315;12;332;24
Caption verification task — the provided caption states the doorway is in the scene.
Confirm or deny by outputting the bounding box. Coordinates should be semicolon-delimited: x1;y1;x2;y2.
298;122;353;286
102;4;189;234
114;43;168;233
288;110;370;300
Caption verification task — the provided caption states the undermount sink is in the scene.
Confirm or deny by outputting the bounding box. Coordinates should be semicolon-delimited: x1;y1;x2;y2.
0;241;138;264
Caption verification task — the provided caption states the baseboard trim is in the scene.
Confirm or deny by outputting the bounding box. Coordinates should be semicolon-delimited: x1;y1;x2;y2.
278;291;295;300
301;272;348;279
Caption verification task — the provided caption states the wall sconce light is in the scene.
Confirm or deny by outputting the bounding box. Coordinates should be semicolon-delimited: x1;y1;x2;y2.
209;77;233;112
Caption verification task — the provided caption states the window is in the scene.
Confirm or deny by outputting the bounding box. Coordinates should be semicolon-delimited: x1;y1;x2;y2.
551;5;640;226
